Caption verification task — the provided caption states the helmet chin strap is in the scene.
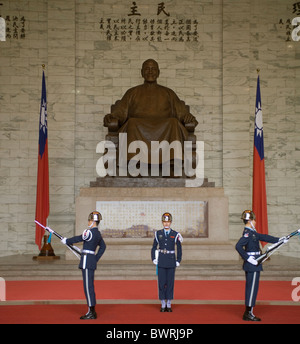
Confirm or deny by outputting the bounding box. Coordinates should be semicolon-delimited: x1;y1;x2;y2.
88;221;95;229
250;220;256;231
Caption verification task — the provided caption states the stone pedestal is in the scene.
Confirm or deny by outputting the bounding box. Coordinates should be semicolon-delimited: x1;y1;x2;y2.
70;186;238;262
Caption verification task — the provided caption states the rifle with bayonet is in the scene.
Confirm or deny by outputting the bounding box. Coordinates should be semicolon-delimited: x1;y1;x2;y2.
256;229;300;265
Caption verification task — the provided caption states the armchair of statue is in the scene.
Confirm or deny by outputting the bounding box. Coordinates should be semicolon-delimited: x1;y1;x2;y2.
103;99;197;174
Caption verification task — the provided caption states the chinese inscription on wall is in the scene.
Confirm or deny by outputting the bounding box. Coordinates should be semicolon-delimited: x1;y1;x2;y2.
0;15;26;40
278;1;300;41
0;2;26;40
99;2;199;42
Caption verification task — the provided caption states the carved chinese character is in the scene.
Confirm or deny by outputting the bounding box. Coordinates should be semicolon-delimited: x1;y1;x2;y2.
292;2;300;15
157;2;170;17
128;1;141;16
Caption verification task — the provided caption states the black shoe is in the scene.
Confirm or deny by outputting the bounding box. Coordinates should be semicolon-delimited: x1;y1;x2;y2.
242;311;261;321
160;307;166;312
80;310;97;320
166;307;172;312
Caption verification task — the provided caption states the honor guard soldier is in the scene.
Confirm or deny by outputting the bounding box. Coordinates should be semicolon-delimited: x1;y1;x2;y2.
61;211;106;320
235;210;280;321
151;212;183;312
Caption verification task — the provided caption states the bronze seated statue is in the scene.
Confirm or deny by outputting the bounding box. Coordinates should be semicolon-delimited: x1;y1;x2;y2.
103;59;198;177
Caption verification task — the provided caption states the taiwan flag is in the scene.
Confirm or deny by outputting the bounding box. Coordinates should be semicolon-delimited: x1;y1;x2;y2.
252;75;268;242
35;71;49;249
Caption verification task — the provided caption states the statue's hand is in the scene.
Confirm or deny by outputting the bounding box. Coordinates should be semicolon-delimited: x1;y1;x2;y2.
183;113;198;126
104;113;117;126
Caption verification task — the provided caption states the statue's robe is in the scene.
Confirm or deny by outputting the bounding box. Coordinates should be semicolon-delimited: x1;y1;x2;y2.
111;83;191;163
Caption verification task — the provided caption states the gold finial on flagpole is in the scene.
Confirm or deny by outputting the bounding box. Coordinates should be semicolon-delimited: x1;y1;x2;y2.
42;64;45;70
256;68;260;74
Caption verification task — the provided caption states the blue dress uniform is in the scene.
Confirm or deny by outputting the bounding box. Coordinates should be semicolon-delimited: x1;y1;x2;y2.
66;226;106;317
235;225;279;317
151;228;182;310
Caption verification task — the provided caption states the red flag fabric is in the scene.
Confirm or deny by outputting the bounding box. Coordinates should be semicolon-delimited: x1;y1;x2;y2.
35;71;49;249
252;75;268;243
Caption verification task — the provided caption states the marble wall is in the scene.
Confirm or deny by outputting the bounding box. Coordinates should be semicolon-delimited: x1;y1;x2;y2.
0;0;300;257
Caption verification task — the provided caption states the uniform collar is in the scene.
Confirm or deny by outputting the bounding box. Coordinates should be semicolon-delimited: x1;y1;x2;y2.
245;226;256;232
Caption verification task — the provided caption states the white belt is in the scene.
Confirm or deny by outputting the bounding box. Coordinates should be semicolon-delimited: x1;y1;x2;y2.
247;251;260;255
159;249;175;254
82;250;95;255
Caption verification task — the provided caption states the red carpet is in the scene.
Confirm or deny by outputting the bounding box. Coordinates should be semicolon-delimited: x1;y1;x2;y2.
5;280;296;301
2;280;300;324
0;304;300;324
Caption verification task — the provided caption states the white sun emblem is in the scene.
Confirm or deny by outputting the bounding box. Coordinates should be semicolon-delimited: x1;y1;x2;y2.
255;102;263;137
40;100;47;133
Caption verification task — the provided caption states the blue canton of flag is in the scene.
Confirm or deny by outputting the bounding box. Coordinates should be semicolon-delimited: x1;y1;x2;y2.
254;76;264;160
39;71;47;158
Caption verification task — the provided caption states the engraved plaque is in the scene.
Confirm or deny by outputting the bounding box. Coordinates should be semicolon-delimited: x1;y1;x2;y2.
96;201;208;238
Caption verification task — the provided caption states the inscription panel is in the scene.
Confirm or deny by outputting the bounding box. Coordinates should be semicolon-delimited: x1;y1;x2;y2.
96;200;208;238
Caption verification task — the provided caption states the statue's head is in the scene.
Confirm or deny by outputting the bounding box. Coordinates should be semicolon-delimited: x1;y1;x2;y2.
141;59;160;83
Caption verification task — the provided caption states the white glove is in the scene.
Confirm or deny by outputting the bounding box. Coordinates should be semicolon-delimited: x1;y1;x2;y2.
176;261;180;267
153;259;158;265
247;256;258;266
61;237;67;245
279;236;288;243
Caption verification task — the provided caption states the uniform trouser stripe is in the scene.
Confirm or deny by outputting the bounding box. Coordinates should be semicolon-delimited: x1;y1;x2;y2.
82;269;96;307
249;271;257;307
245;271;260;307
83;255;87;269
85;269;92;307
